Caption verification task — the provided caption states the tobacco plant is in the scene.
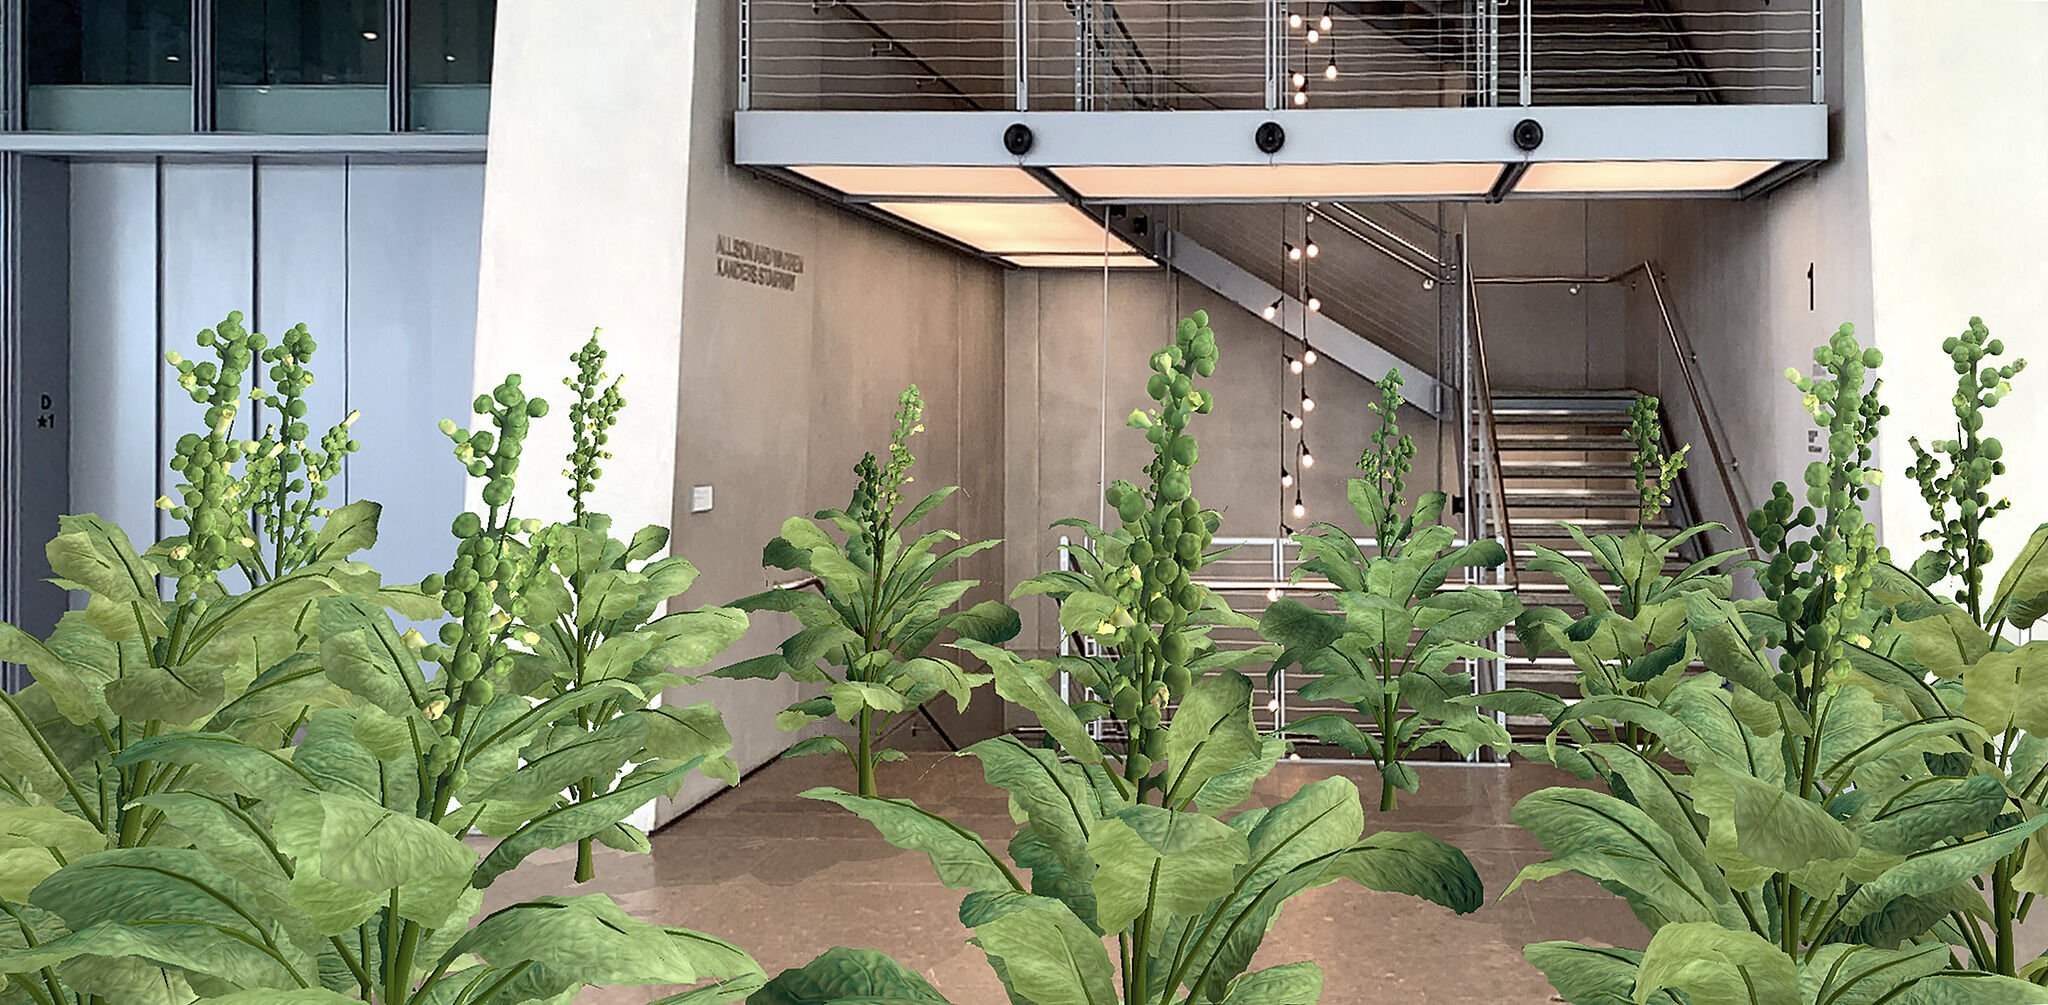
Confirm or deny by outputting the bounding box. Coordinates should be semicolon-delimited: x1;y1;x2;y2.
1494;396;1743;764
1514;325;2047;1003
1258;370;1521;810
717;387;1019;797
756;313;1483;1005
0;319;764;1004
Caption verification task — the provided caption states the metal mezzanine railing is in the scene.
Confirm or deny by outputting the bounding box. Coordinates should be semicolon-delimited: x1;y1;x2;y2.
738;0;1823;112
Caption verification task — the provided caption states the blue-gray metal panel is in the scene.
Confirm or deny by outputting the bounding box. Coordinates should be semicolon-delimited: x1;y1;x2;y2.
255;162;352;506
66;162;161;557
5;157;72;642
343;163;484;587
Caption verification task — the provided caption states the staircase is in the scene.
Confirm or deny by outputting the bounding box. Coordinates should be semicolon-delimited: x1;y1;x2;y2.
1507;0;1723;106
1485;391;1703;721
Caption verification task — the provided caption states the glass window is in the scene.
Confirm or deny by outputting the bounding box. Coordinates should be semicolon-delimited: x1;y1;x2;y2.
409;0;495;132
216;0;388;133
25;0;191;132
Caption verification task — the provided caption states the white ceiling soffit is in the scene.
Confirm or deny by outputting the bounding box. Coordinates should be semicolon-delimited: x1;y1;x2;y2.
870;200;1144;256
1001;253;1159;269
737;105;1826;202
1512;159;1780;194
787;164;1057;200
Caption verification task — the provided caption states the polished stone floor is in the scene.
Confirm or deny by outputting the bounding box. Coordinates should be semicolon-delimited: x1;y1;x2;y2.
485;751;1650;1004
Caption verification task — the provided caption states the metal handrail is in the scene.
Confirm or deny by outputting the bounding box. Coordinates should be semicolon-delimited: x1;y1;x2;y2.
1471;262;1759;559
1463;265;1519;590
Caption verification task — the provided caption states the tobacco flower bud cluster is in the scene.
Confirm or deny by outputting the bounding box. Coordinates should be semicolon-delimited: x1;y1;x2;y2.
1106;312;1219;768
164;313;263;597
1905;317;2025;607
1751;324;1886;693
564;330;625;522
433;376;549;710
1359;370;1415;549
1627;396;1688;528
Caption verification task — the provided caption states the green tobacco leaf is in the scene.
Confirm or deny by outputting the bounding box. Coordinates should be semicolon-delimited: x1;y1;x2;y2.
1527;544;1614;615
451;894;761;990
1219;961;1322;1005
1633;923;1795;1005
319;624;428;720
640;608;752;673
46;515;157;606
0;805;106;902
641;702;740;784
1508;787;1730;929
1324;830;1483;915
1162;672;1260;805
115;731;318;802
1414;587;1522;648
942;599;1023;646
1897;607;1994;677
104;660;228;727
1193;734;1287;814
474;759;699;887
479;714;650;803
201;991;360;1004
1281;715;1378;760
1058;592;1121;639
782;736;850;760
960;891;1116;1005
1837;815;2048;930
273;790;477;931
827;680;907;719
967;640;1099;764
1524;942;1679;1005
1683;594;1796;713
0;622;105;726
1086;804;1248;931
1258;600;1343;653
1962;642;2048;735
1692;763;1856;881
306;500;381;562
750;946;953;1005
25;847;313;990
966;736;1114;883
803;787;1020;893
1989;524;2048;629
1798;942;1950;1005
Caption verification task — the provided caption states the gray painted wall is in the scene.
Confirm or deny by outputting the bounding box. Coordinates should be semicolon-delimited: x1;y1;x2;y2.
2;157;72;650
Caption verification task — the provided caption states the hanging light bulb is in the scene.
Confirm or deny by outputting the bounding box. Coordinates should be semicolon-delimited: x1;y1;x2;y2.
1299;441;1316;466
1266;586;1283;602
1303;348;1318;366
1306;293;1321;313
1306;26;1320;44
1301;393;1316;413
1325;56;1339;80
1286;243;1302;262
1293;88;1309;106
1287;410;1303;429
1319;6;1333;32
1291;70;1306;89
1305;240;1320;258
1289;10;1303;29
1292;494;1307;519
1263;298;1281;320
1422;276;1436;290
1288;355;1303;375
1569;283;1583;296
1268;698;1281;712
1280;467;1294;488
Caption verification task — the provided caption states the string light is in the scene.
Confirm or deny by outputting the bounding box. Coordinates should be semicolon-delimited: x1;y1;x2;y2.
1280;467;1294;488
1289;10;1303;29
1291;70;1306;89
1286;243;1302;262
1288;355;1303;375
1325;55;1339;80
1293;89;1308;106
1422;277;1436;290
1301;393;1316;413
1263;299;1282;320
1306;26;1319;43
1266;586;1283;601
1299;441;1315;467
1306;293;1321;313
1284;410;1302;429
1292;493;1307;519
1319;6;1333;31
1303;348;1318;366
1305;239;1320;258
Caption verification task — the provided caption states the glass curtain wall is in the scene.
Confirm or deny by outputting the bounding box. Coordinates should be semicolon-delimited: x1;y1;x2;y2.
21;0;494;133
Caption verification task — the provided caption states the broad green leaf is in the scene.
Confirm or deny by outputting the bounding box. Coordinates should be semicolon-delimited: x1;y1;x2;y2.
827;681;907;719
1322;830;1483;915
115;732;318;802
577;569;654;628
1258;600;1343;653
1798;942;1949;1005
104;660;228;728
58;953;196;1005
1414;587;1522;648
272;790;477;931
1086;804;1248;931
473;760;699;886
1962;642;2048;735
1633;923;1796;1005
305;500;381;562
1058;593;1122;639
967;640;1099;764
1897;607;1993;677
1219;961;1322;1005
1837;815;2048;930
803;787;1020;893
960;891;1116;1005
319;625;427;720
479;714;650;804
0;622;104;726
203;991;359;1004
1528;544;1614;615
940;599;1023;646
450;894;761;990
1692;763;1857;882
1508;787;1727;928
0;806;106;902
1192;734;1287;814
1162;672;1260;805
640;608;753;672
750;946;953;1005
1988;524;2048;629
965;736;1111;883
641;702;740;784
45;515;157;606
1524;942;1677;1005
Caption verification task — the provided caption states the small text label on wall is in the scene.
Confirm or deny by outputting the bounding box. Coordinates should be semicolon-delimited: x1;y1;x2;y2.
716;235;804;292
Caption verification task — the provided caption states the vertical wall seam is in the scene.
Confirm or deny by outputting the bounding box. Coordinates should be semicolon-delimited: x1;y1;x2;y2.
152;158;166;563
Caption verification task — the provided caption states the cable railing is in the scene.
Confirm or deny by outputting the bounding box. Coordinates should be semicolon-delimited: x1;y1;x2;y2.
740;0;1822;111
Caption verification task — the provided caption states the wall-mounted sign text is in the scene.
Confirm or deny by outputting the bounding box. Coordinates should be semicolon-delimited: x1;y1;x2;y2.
716;235;803;292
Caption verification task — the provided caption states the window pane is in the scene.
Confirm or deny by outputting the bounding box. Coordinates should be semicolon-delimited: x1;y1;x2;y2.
26;0;191;131
409;0;495;133
217;0;388;133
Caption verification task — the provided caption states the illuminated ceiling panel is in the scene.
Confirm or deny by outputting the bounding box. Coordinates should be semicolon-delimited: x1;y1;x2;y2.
789;165;1056;199
872;200;1140;255
1049;163;1502;200
1514;159;1779;194
1002;253;1157;269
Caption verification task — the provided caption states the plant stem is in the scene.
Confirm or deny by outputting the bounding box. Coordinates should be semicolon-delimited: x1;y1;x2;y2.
1995;857;2017;975
856;709;877;797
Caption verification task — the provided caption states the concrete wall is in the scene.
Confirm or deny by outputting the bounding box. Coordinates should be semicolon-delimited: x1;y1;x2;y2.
1467;201;1641;393
662;0;1008;818
1003;269;1449;658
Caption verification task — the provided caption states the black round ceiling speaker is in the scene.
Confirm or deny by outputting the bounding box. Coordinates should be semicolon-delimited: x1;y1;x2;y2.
1255;121;1286;154
1512;118;1544;151
1003;123;1035;156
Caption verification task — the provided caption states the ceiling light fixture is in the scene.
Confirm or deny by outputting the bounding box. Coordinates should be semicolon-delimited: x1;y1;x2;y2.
1325;56;1339;80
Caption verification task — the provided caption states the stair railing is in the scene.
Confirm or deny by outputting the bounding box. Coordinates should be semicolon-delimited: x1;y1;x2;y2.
1462;250;1520;591
1471;261;1759;559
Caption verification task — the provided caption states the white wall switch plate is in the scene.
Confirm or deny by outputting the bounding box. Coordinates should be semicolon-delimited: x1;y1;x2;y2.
690;484;714;513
